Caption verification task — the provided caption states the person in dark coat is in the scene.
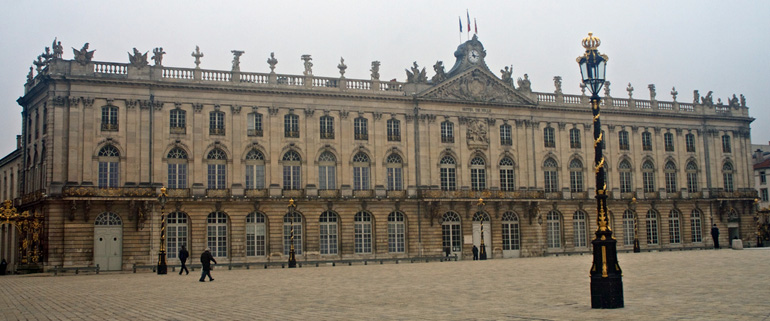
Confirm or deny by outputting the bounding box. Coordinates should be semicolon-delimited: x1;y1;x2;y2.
472;245;479;261
178;245;189;275
444;246;451;258
711;224;721;249
0;258;7;275
199;247;217;282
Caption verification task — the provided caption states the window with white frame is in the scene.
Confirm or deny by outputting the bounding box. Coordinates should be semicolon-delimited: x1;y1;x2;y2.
544;127;555;148
570;128;581;149
352;152;371;190
387;118;400;142
247;112;263;137
319;211;338;255
440;155;457;191
618;130;629;150
282;151;301;190
170;108;186;134
546;210;561;248
543;158;559;193
283;211;302;255
317;151;336;190
388;212;406;253
721;135;731;153
499;157;515;191
569;159;584;193
622;209;635;246
573;210;588;248
664;161;678;193
646;210;659;245
386;153;403;191
669;210;681;244
206;148;227;189
500;124;512;146
441;121;454;143
441;212;462;253
98;145;120;188
685;133;695;152
245;149;265;190
664;133;675;152
167;148;188;189
319;115;334;139
762;188;769;202
619;160;633;193
354;211;372;254
284;114;299;138
207;212;228;257
690;209;703;243
354;117;368;140
246;212;266;256
166;212;188;259
642;131;652;151
209;111;225;135
642;160;655;193
501;211;520;250
723;162;734;192
470;156;486;191
686;161;699;193
101;105;118;131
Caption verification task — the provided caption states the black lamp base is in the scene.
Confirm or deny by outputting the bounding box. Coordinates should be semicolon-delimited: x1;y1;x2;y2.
157;252;167;275
590;275;624;308
288;251;297;268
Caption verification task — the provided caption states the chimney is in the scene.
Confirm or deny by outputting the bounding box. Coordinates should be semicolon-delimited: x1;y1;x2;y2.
16;135;21;150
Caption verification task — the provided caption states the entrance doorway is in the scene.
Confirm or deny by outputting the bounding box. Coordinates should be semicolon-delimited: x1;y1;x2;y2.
94;212;123;271
441;212;462;259
472;211;491;259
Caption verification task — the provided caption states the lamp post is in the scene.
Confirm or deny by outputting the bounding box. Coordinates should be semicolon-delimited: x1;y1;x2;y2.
577;32;624;309
288;198;297;268
477;198;487;260
157;186;168;275
631;197;640;253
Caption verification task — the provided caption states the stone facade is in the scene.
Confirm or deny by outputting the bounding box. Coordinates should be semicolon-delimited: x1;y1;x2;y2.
12;36;757;271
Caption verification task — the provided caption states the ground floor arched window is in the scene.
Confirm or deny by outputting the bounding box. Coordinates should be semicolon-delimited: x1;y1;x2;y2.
166;212;189;259
388;212;405;253
207;212;228;257
246;212;267;257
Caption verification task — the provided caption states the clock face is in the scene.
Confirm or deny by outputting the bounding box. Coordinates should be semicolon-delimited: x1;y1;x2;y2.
469;50;480;63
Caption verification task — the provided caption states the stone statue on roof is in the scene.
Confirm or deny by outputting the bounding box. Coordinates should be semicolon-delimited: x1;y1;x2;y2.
73;43;95;65
128;48;148;68
431;61;446;83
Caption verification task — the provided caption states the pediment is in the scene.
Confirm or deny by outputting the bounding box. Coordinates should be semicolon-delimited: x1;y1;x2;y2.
419;67;535;105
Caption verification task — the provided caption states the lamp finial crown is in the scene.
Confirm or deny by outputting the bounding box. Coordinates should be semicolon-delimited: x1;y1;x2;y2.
582;32;601;51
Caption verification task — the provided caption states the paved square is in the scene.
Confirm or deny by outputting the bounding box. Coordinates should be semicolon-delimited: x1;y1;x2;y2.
1;249;768;320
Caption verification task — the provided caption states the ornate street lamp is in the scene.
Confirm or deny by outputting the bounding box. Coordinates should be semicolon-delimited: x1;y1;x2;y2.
631;197;640;253
288;198;297;268
477;198;487;260
577;32;624;309
157;186;168;275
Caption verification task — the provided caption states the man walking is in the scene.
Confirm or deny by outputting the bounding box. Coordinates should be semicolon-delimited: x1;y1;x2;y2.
199;247;217;282
711;224;720;249
178;245;189;275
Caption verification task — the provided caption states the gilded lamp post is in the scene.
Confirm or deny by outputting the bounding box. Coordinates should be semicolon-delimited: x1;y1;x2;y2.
157;186;168;275
477;198;487;260
577;32;624;309
288;198;297;268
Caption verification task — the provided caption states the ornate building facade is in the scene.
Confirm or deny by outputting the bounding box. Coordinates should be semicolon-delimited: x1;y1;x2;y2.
9;36;756;271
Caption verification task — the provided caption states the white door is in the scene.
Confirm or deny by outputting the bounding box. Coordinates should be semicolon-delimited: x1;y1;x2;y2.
94;212;123;271
472;222;492;259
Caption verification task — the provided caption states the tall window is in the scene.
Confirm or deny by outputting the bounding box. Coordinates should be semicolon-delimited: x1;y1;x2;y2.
569;159;584;193
721;135;731;153
247;112;263;137
622;210;635;246
663;133;674;152
646;210;659;245
690;209;703;243
762;189;769;202
245;212;266;257
244;149;265;190
283;211;303;255
470;156;486;191
499;157;515;191
388;212;406;253
642;131;652;151
500;124;512;146
723;162;734;192
686;161;698;193
669;210;681;244
619;160;633;194
98;145;120;188
543;157;559;193
354;211;373;254
166;212;188;259
440;155;457;191
352;152;371;190
685;133;696;152
387;118;401;142
317;152;336;190
386;154;403;191
573;210;588;248
319;211;339;255
282;151;301;190
642;160;655;193
206;148;227;189
167;148;188;189
170;108;186;134
761;171;767;185
209;111;225;135
101;105;118;131
207;212;228;257
441;121;454;143
319;115;334;139
570;128;581;149
547;210;561;248
664;161;678;193
544;127;556;148
501;212;520;251
284;114;299;138
354;117;368;140
618;130;629;150
442;212;462;253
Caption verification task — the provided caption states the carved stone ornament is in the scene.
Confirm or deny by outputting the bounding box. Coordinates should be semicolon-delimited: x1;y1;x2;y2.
152;47;165;66
431;61;446;83
192;46;204;68
301;54;313;76
466;118;490;148
267;52;278;72
337;57;347;77
128;48;149;69
231;50;245;72
72;43;95;65
370;61;380;80
422;69;533;105
406;62;427;83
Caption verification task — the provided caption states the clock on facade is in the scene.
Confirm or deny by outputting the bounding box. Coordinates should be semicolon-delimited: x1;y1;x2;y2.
469;50;480;63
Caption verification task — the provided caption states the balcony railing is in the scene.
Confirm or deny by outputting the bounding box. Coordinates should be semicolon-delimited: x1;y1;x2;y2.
285;131;299;138
101;123;118;131
388;135;401;142
320;132;334;139
206;189;230;198
209;128;225;135
247;129;263;137
245;189;268;198
441;136;454;144
170;126;186;134
355;133;368;141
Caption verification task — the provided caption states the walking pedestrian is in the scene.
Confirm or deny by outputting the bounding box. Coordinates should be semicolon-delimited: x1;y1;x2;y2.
178;245;189;275
472;245;479;260
711;224;720;249
199;247;217;282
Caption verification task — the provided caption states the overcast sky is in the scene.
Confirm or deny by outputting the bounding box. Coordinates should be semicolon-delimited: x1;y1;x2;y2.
1;1;768;157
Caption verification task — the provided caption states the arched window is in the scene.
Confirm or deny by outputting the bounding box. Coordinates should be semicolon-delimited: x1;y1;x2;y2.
98;145;120;188
501;212;520;251
569;159;584;193
319;211;339;255
618;130;630;150
386;154;403;191
387;118;401;142
354;211;373;254
246;212;266;256
723;162;734;192
622;209;635;246
646;210;659;245
352;152;371;191
470;156;486;191
669;209;681;244
664;132;675;152
354;116;368;140
284;114;299;138
690;209;703;243
500;124;512;146
282;151;301;190
544;127;556;148
167;148;188;189
619;160;633;194
569;128;581;149
547;210;561;248
318;152;336;190
664;161;678;193
101;105;118;131
94;212;122;226
283;211;302;255
543;158;559;193
642;131;652;151
440;155;457;191
206;148;227;189
247;112;263;137
166;212;189;259
573;210;588;248
686;161;699;193
499;157;515;191
207;212;228;257
642;160;655;193
319;115;334;139
245;149;266;190
441;121;454;143
442;212;462;253
209;110;225;135
387;212;405;253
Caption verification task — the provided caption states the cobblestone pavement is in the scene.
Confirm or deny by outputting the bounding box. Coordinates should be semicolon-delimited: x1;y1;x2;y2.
1;248;768;321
